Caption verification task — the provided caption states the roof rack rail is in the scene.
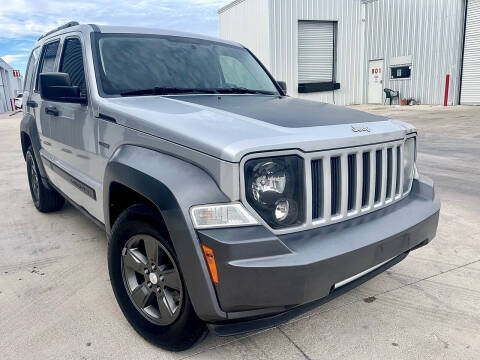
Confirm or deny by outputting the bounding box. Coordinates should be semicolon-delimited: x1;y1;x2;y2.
38;21;80;40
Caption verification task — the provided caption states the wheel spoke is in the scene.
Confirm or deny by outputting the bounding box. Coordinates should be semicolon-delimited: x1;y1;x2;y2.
131;283;153;309
144;238;159;264
157;292;175;319
123;248;148;274
161;269;181;291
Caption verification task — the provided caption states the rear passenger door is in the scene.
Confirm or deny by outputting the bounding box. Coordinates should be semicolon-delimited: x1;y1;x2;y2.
23;46;40;120
30;40;60;140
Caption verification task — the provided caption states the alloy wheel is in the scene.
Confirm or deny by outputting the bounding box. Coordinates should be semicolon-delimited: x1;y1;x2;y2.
121;234;183;325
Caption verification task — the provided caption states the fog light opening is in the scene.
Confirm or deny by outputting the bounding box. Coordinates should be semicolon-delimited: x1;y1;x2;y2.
273;198;298;225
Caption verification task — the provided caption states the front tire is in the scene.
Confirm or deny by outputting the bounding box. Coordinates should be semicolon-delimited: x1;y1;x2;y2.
108;204;206;351
26;146;65;212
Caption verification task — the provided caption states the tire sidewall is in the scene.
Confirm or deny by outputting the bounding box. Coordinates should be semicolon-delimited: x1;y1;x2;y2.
26;148;41;209
108;206;204;351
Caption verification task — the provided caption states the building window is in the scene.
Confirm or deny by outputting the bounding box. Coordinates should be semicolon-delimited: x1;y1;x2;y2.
391;65;411;79
297;20;340;93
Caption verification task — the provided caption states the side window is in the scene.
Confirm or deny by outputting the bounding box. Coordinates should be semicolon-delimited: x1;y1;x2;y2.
24;47;40;91
391;65;412;80
60;38;87;97
219;55;260;89
35;41;60;91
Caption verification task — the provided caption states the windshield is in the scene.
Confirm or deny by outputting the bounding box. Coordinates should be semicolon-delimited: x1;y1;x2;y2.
93;34;279;96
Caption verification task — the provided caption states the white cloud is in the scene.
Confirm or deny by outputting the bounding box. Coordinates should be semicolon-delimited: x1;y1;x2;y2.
1;54;28;63
0;0;231;39
0;0;231;73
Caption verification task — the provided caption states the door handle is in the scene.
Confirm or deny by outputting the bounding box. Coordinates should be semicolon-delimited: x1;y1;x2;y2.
27;100;38;108
45;106;59;116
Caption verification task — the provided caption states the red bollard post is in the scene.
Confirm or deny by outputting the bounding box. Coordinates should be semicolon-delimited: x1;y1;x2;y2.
444;74;450;107
10;98;14;111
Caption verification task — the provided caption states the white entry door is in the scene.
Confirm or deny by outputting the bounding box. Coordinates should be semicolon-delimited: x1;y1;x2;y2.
368;60;384;104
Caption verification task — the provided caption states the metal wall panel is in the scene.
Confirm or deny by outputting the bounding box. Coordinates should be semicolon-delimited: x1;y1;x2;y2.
364;0;465;105
461;0;480;104
218;0;272;69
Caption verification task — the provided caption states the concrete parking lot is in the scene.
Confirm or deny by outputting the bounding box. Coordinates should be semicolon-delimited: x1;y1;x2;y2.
0;105;479;359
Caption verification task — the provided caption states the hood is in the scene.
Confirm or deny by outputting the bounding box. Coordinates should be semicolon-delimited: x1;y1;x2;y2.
99;95;414;162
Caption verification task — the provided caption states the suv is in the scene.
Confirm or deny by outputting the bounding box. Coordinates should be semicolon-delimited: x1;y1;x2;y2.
20;22;440;351
14;93;23;110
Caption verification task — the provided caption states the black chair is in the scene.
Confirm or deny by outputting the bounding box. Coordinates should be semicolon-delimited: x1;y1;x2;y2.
384;88;399;105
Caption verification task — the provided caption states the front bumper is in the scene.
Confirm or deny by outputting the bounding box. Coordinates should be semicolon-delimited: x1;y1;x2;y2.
197;177;440;333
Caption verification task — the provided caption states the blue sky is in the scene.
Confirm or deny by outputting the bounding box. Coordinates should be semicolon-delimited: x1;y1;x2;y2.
0;0;230;76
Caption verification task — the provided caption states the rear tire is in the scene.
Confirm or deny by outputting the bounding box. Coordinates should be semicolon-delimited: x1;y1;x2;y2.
108;204;206;351
26;146;64;213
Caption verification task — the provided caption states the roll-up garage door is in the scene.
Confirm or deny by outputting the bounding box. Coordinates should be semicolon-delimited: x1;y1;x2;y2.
298;21;335;83
461;0;480;105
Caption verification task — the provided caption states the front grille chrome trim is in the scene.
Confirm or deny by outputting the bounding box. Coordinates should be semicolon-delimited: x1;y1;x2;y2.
239;137;415;236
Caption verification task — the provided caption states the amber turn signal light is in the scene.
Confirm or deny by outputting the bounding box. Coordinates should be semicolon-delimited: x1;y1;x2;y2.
201;245;219;284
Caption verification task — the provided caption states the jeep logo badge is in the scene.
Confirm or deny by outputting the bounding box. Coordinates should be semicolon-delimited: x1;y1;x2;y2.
351;125;371;133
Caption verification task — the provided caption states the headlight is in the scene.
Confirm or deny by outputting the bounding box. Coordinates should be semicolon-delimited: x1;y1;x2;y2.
403;137;416;194
245;156;304;229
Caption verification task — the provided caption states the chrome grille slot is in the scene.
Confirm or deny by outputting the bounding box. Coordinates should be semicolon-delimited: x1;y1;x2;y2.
311;159;323;219
330;156;341;216
347;154;356;211
374;149;383;203
361;152;370;207
395;146;402;195
386;147;393;200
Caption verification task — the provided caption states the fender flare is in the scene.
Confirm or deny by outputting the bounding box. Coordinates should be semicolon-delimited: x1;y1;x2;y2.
103;144;230;322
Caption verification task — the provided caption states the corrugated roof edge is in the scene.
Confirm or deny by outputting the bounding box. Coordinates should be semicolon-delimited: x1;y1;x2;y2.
218;0;246;14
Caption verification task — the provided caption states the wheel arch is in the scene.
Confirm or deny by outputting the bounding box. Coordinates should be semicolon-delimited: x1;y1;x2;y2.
103;144;230;322
20;130;31;159
20;113;50;187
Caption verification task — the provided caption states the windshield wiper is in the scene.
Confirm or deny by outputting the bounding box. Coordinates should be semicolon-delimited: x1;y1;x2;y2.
120;87;218;96
215;87;277;95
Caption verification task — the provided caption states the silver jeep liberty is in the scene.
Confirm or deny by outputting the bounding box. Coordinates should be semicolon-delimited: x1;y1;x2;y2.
20;22;440;351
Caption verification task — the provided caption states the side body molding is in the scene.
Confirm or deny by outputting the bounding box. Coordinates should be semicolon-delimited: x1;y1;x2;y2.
20;113;50;187
103;145;230;321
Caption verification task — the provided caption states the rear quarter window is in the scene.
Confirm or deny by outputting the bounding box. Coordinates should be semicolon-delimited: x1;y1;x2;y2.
35;41;60;91
24;47;40;92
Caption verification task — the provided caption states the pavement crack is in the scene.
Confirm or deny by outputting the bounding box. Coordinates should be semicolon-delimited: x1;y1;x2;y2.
373;258;480;299
278;327;312;360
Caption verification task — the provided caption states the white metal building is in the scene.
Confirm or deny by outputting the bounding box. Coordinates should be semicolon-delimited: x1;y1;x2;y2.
0;58;23;113
219;0;478;106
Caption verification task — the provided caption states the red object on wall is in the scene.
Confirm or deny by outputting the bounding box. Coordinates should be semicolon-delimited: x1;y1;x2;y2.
444;74;450;107
12;70;21;77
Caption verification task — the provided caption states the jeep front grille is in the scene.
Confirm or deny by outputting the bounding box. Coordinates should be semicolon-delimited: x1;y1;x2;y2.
311;140;406;224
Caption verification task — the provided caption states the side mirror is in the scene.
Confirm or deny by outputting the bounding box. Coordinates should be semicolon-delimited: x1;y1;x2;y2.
277;81;287;94
39;72;87;104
